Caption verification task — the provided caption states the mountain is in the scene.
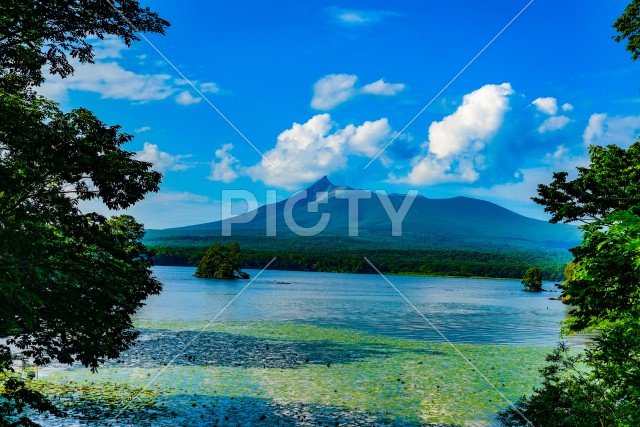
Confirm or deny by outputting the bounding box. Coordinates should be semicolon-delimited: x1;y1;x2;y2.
144;176;581;252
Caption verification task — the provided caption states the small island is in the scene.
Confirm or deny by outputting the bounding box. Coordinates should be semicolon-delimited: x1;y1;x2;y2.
194;242;250;279
521;267;543;292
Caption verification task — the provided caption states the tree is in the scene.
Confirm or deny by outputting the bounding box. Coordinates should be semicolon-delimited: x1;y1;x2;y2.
501;3;640;409
0;0;169;87
614;0;640;61
521;267;543;292
195;243;250;279
531;143;640;224
0;1;169;424
499;144;640;425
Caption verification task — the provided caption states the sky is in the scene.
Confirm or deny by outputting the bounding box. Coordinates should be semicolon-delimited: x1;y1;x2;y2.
40;0;640;228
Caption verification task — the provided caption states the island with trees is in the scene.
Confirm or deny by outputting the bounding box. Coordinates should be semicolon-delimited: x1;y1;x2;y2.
521;267;543;292
194;242;250;279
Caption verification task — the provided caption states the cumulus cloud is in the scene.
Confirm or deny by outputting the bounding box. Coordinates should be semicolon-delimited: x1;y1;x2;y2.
390;83;514;185
583;113;640;147
135;142;193;173
175;90;202;105
209;143;240;183
538;115;571;133
583;114;607;146
361;79;406;95
346;118;392;156
531;97;558;115
311;74;405;110
562;103;574;112
245;114;391;189
311;74;358;110
135;126;151;133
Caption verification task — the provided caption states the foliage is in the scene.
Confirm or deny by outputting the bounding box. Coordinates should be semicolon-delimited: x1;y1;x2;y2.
194;242;249;279
521;267;543;292
500;142;640;425
154;244;570;281
532;143;640;224
0;0;168;424
0;0;169;87
561;209;640;333
614;0;640;61
497;343;618;427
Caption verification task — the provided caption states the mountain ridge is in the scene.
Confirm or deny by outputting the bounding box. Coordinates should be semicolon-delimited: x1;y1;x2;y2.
146;176;580;252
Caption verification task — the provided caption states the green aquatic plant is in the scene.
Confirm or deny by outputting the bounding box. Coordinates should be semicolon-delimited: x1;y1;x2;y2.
35;321;551;426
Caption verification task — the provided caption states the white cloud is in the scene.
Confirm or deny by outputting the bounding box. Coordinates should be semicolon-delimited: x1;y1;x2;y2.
583;113;607;146
245;114;391;189
538;115;571;133
92;36;127;59
37;46;221;106
209;143;240;183
38;60;175;102
175;79;221;94
175;90;202;105
544;145;570;163
79;191;223;229
135;126;151;133
200;82;220;93
311;74;406;110
428;83;513;158
390;83;514;185
583;113;640;147
345;118;391;157
135;142;193;173
311;74;358;110
531;97;558;115
361;79;405;95
466;168;555;219
561;103;574;112
327;7;392;26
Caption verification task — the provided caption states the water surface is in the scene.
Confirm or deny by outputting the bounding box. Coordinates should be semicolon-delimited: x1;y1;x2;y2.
137;266;571;346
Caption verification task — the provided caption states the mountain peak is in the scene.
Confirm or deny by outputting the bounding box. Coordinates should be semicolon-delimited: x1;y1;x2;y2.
306;175;335;193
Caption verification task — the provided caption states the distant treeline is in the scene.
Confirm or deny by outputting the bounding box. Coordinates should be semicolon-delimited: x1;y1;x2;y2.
151;245;570;281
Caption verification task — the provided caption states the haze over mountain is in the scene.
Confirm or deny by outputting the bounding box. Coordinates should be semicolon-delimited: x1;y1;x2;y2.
144;177;581;252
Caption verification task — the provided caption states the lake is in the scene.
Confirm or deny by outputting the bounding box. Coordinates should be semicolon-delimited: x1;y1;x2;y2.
32;266;580;427
138;266;570;345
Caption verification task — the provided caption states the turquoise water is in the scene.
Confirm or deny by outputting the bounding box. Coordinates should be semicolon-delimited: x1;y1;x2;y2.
138;266;570;345
30;266;578;426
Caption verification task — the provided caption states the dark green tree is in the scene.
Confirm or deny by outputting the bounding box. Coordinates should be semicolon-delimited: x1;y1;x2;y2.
0;1;169;424
195;243;250;279
521;267;543;292
0;0;169;87
502;2;640;408
499;144;640;425
532;143;640;224
614;0;640;61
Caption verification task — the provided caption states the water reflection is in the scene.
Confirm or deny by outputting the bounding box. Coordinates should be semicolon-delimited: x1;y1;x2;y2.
137;266;585;346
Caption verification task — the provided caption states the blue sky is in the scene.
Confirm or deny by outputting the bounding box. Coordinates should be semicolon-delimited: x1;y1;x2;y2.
41;0;640;228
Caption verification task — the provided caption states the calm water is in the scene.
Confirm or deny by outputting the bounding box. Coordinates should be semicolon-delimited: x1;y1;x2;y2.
138;266;574;346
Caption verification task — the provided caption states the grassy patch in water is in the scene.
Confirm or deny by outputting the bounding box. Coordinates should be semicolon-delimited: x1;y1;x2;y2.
34;321;551;426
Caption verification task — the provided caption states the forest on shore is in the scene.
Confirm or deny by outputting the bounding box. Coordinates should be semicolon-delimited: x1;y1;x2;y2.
151;244;571;281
